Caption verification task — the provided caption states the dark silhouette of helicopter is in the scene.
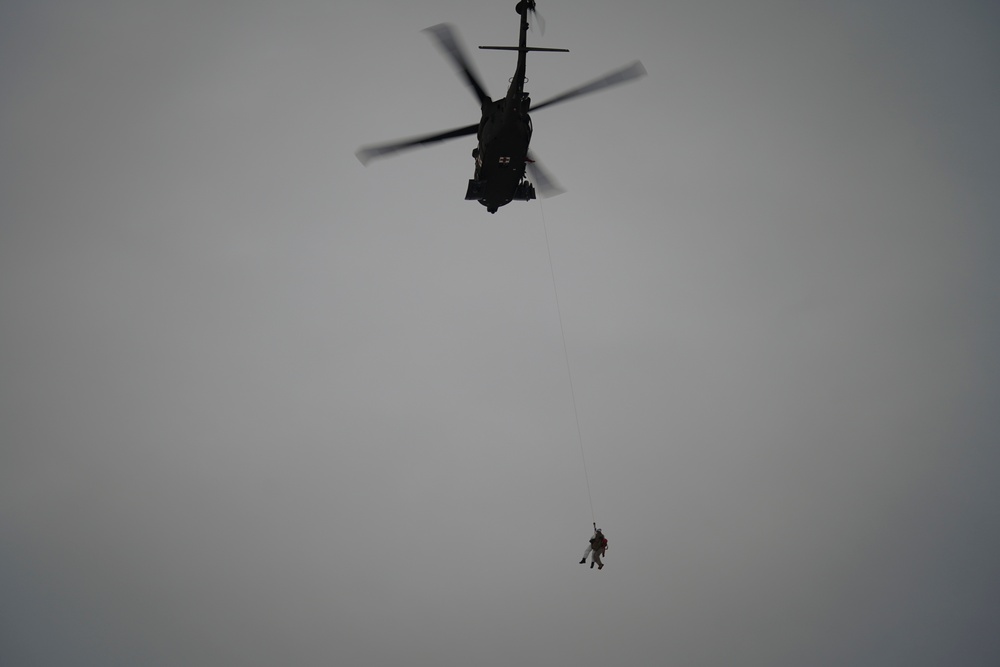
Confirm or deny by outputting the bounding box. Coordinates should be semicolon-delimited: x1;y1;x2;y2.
355;0;646;214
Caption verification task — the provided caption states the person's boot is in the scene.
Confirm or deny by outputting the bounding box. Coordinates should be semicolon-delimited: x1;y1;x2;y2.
579;558;586;564
590;562;595;569
598;564;604;570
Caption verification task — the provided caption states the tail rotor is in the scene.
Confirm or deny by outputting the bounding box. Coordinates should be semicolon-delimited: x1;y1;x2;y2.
518;0;545;36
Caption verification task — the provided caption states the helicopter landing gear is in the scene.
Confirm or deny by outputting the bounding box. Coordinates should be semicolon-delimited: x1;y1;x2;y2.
513;180;536;201
465;179;486;201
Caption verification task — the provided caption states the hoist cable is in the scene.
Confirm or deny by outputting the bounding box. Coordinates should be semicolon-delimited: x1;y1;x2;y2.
538;198;596;526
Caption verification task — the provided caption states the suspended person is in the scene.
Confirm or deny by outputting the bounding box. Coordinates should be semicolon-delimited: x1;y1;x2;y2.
579;525;607;570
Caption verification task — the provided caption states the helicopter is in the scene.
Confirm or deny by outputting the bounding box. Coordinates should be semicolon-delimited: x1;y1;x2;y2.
355;0;646;214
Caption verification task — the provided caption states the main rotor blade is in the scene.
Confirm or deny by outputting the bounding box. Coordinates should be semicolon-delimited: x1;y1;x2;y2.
526;152;564;198
530;60;647;112
423;23;492;108
356;123;479;165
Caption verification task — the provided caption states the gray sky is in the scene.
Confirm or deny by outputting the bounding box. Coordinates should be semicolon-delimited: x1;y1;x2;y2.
3;1;999;665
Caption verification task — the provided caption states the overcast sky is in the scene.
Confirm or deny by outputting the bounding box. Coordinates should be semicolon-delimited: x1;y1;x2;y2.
3;1;999;665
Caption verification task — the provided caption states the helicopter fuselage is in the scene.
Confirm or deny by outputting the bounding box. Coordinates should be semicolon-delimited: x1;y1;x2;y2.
467;99;534;212
463;3;541;213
